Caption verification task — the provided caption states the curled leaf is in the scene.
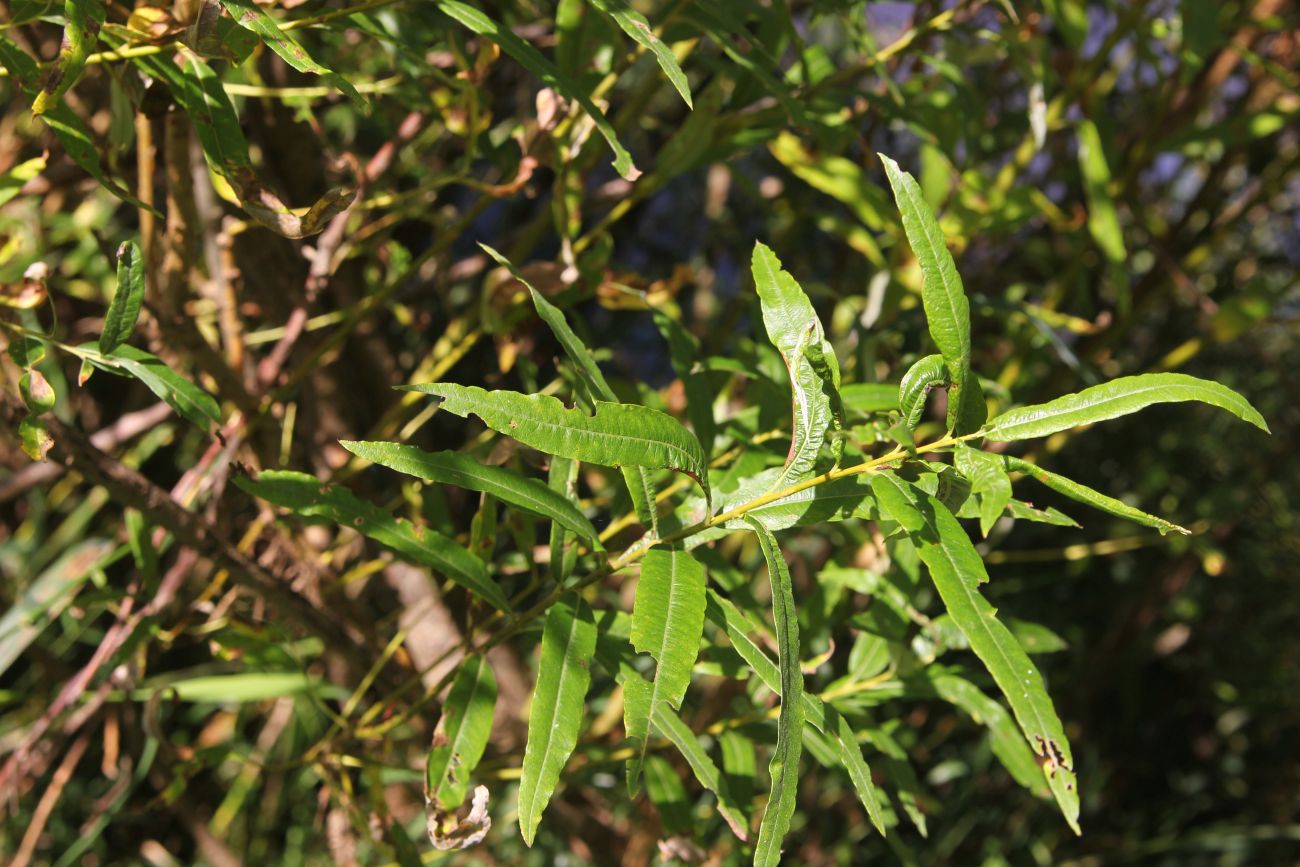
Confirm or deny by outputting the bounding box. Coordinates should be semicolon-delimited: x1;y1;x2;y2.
427;784;492;851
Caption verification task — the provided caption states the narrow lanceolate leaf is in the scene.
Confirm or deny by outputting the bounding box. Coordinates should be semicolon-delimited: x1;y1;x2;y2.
871;472;1080;833
625;547;707;791
99;241;145;354
518;594;597;846
32;0;105;116
705;592;886;836
404;384;709;502
79;344;221;428
437;0;639;180
898;354;948;432
880;155;986;435
985;373;1269;441
593;614;751;841
234;471;508;611
482;244;663;534
587;0;692;108
427;655;498;811
339;440;601;546
219;0;366;108
1076;119;1126;264
751;242;842;489
999;455;1187;535
745;518;805;866
954;445;1013;537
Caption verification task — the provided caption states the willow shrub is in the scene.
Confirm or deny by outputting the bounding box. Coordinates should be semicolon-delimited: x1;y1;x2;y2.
0;0;1282;864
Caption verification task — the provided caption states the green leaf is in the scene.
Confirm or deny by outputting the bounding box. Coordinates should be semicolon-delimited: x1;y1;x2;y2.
985;373;1269;441
436;0;640;181
32;0;105;116
880;154;986;435
624;546;707;791
234;470;508;611
0;539;113;679
1076;119;1126;264
999;454;1187;535
129;671;345;703
403;383;709;503
898;354;948;432
592;612;751;841
339;440;601;546
518;594;597;846
705;591;886;836
870;472;1080;832
481;243;663;536
18;414;53;461
745;517;805;867
219;0;367;109
427;655;497;811
954;445;1013;537
751;242;842;488
20;369;56;414
83;344;221;429
586;0;691;108
99;240;145;354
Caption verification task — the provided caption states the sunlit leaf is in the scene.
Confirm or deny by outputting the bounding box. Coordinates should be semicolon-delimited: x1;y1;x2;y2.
403;383;709;503
518;594;597;846
871;472;1080;832
745;517;805;866
985;373;1269;441
624;546;706;791
340;440;601;546
880;154;986;435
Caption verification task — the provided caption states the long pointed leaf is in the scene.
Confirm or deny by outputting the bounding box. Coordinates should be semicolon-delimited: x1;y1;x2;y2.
745;517;805;866
587;0;692;108
999;454;1187;535
625;546;706;790
403;383;708;501
99;241;145;354
340;440;601;546
871;472;1080;832
984;372;1268;441
518;594;597;846
427;655;498;811
880;155;986;434
705;591;886;836
751;242;842;488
